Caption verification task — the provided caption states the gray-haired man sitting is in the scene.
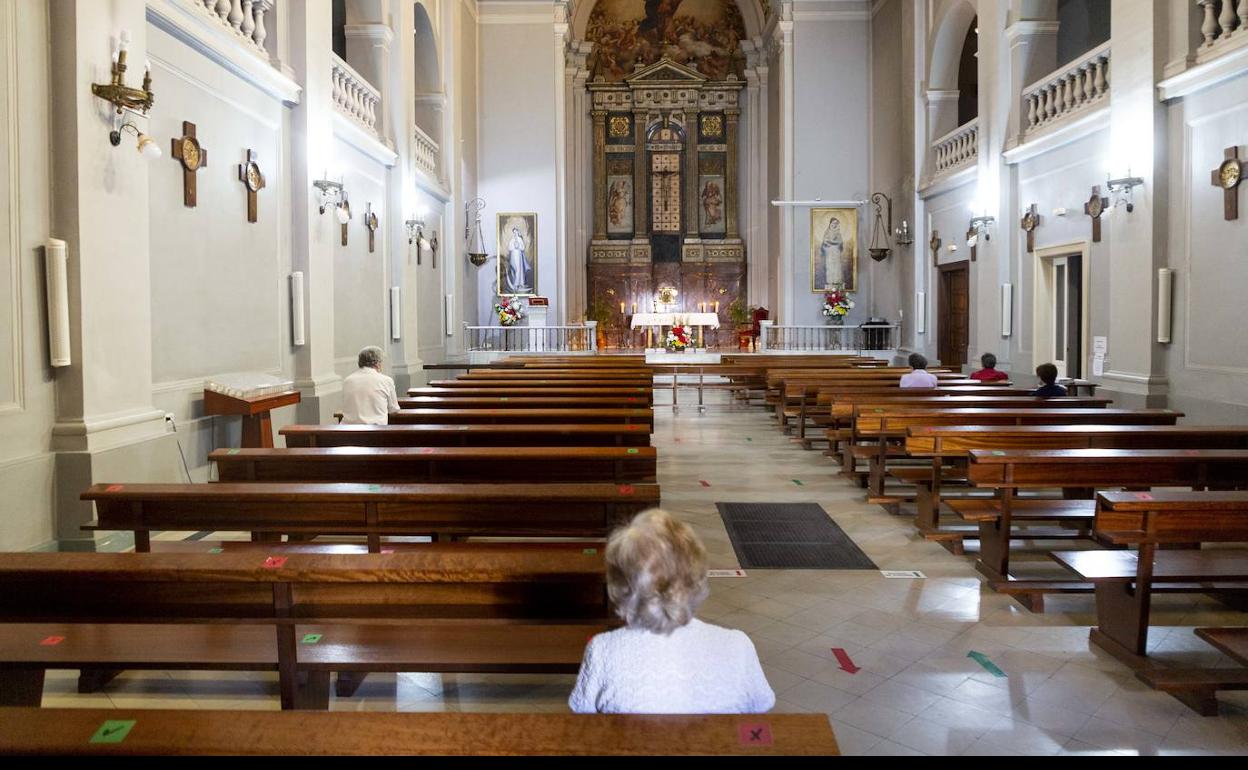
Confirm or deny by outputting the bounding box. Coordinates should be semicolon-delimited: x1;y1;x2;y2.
340;345;399;425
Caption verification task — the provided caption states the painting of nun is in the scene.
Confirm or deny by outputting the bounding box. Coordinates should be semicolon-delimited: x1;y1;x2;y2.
497;213;538;296
810;207;858;292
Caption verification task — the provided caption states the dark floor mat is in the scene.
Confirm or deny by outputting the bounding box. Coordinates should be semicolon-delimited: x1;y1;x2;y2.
716;502;878;570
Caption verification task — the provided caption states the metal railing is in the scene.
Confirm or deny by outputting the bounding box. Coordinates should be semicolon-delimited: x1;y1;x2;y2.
932;118;979;176
331;53;381;136
464;322;598;353
758;322;899;354
191;0;273;56
1022;41;1110;138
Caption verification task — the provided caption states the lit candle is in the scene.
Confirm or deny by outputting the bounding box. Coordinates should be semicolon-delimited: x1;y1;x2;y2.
631;302;637;314
699;302;706;312
619;301;625;314
714;301;720;313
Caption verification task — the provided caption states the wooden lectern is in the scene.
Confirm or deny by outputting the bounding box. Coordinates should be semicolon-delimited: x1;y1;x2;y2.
202;389;301;448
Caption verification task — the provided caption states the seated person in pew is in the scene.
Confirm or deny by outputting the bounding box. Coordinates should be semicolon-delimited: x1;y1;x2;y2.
341;345;400;425
569;509;775;714
970;352;1009;383
899;353;939;389
1031;362;1068;398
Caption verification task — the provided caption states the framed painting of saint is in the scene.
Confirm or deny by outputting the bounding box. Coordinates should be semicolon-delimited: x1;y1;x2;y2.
606;176;633;236
699;175;726;235
810;207;858;292
497;213;538;297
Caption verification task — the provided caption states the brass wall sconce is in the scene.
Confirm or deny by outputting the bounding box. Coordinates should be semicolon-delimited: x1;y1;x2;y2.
93;31;157;157
1106;172;1144;213
312;175;350;222
465;197;488;267
405;216;429;265
868;192;893;262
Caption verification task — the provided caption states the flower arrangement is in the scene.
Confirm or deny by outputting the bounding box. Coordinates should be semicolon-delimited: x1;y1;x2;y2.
822;286;855;322
665;324;692;351
494;296;525;327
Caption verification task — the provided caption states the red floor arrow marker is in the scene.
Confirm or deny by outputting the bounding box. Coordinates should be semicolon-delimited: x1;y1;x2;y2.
831;647;860;674
699;480;710;487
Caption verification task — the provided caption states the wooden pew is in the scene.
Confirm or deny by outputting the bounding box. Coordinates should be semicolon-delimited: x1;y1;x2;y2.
212;446;657;484
0;547;612;711
81;482;660;550
961;449;1248;610
397;395;651;410
1050;491;1248;714
281;423;652;448
388;408;654;426
459;370;652;380
407;386;654;405
846;397;1114;496
430;379;653;389
902;422;1223;544
0;708;840;755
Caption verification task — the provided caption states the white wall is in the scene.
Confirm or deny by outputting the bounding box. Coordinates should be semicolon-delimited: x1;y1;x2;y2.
477;10;558;323
332;137;390;376
789;16;871;325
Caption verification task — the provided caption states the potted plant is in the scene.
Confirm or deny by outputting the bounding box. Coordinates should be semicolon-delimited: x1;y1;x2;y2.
586;296;614;351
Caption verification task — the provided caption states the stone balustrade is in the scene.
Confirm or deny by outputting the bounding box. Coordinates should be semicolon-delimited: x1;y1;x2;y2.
413;124;439;178
194;0;272;56
1197;1;1248;54
1022;42;1110;137
332;53;382;137
932;118;978;176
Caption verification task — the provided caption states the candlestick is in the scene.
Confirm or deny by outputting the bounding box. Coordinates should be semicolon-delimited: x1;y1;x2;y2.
714;300;720;313
619;301;625;314
631;302;637;314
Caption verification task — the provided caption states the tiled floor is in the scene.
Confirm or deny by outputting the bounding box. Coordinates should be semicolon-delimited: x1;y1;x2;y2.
49;392;1248;755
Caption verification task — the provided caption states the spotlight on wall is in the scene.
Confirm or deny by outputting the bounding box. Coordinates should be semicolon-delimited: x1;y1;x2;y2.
465;197;488;267
405;217;426;246
336;194;352;225
313;174;347;216
967;214;995;246
1106;172;1144;213
110;120;161;159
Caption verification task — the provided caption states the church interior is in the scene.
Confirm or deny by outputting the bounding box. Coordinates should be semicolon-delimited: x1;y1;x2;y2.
2;0;1248;756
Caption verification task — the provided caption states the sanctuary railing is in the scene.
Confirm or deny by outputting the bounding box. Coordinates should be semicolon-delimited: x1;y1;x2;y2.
758;321;900;355
932;118;979;176
1021;41;1111;139
332;54;381;137
464;322;599;357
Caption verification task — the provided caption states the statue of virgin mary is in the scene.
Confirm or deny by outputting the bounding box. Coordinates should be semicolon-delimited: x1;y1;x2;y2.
506;227;532;294
819;217;844;290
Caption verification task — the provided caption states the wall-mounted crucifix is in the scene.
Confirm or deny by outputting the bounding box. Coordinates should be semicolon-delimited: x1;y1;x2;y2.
1020;204;1040;253
170;121;207;208
365;204;379;253
929;230;941;267
237;149;265;223
430;232;439;270
1211;146;1244;220
340;197;351;246
1084;186;1107;242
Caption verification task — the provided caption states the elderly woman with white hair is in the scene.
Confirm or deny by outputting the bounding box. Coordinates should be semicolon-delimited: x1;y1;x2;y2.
569;508;775;714
339;345;399;425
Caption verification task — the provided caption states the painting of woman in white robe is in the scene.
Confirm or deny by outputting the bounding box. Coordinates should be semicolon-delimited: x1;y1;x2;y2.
810;207;858;292
497;213;537;296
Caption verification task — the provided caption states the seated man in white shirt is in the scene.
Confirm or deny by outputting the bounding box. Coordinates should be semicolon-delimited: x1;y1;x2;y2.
340;345;400;425
899;352;939;388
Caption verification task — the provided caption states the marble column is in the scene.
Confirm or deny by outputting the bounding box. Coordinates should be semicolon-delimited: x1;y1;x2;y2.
725;108;740;240
633;110;648;237
592;110;607;240
344;22;394;147
684;112;700;240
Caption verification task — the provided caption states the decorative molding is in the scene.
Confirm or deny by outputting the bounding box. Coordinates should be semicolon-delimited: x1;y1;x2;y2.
332;112;399;168
1004;19;1060;44
1;0;22;415
150;53;281;131
918;163;976;199
50;407;170;454
1002;104;1108;165
477;0;554;25
1158;41;1248;102
146;0;301;106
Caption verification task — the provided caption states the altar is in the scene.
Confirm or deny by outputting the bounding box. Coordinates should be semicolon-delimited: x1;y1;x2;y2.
630;312;720;348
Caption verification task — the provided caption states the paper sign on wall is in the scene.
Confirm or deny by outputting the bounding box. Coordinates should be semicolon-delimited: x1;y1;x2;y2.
1093;336;1108;356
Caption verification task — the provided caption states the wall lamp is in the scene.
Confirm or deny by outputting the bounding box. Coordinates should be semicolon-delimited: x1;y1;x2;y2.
894;219;914;246
868;192;892;262
405;216;430;265
93;31;158;158
313;175;350;223
966;214;995;248
1106;173;1144;213
465;197;488;267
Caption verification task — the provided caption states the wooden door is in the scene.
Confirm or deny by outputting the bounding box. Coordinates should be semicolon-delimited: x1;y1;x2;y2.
938;262;970;368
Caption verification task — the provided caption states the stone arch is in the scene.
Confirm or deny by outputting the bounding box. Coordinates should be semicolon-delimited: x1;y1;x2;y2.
412;2;443;157
570;0;767;44
927;0;978;93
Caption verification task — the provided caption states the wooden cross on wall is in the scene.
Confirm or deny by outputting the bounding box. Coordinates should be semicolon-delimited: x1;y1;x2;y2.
1084;186;1108;242
237;149;265;223
1211;146;1244;221
365;205;379;253
1020;204;1040;253
929;230;941;267
170;121;207;208
340;198;351;246
430;232;439;269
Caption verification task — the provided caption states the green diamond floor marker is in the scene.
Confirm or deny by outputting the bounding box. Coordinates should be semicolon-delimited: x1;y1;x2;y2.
367;484;381;491
627;448;639;454
582;548;598;555
301;633;322;644
746;437;753;442
792;479;804;486
227;448;240;455
967;651;1006;677
208;547;223;554
89;720;136;744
